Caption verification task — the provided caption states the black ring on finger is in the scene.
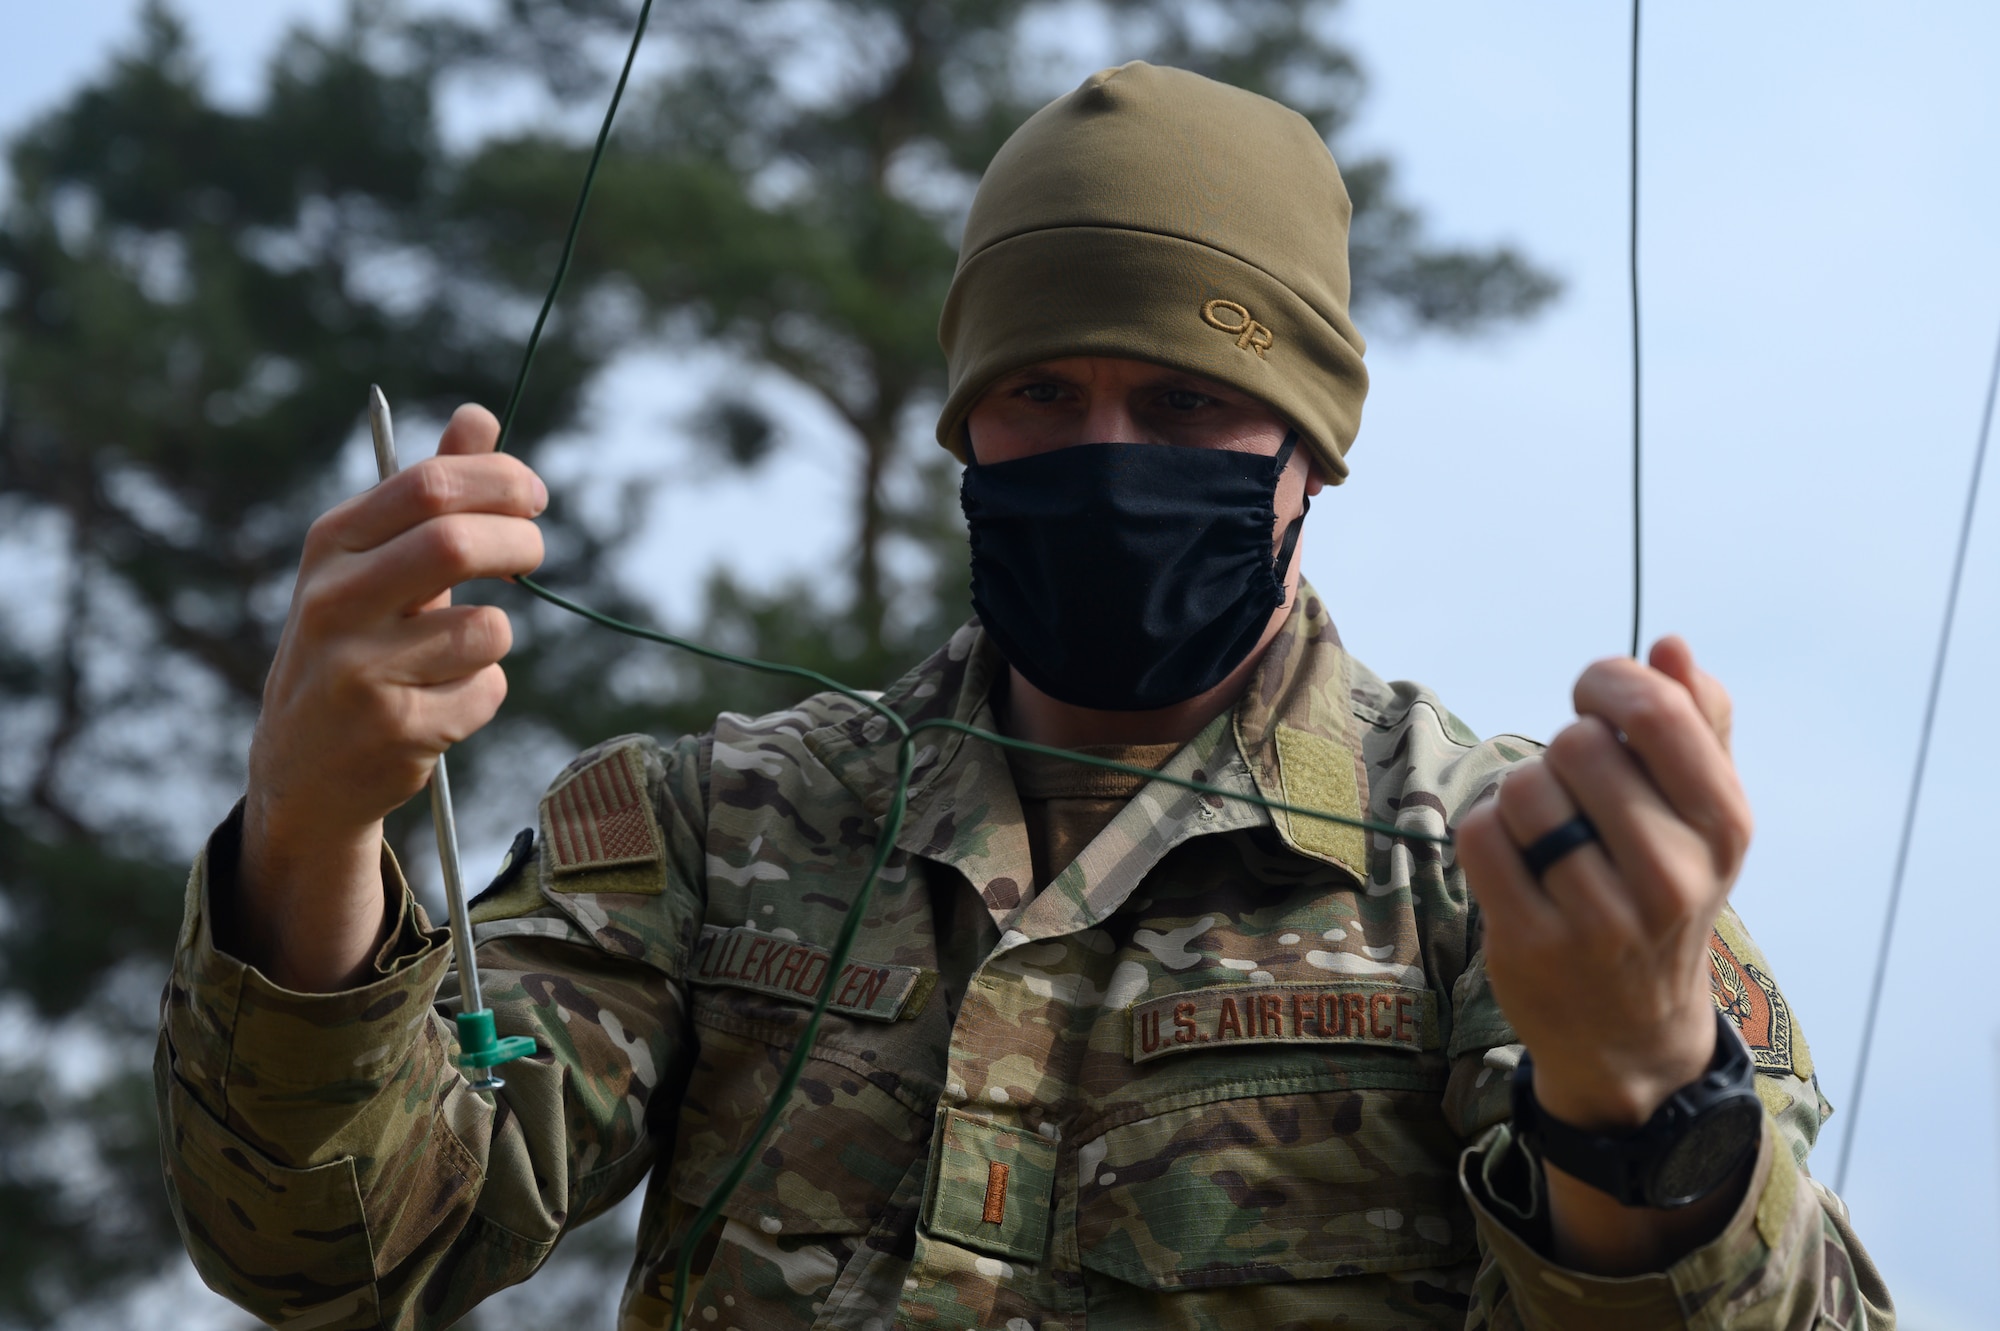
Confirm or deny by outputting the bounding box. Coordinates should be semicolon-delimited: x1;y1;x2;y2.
1520;814;1599;879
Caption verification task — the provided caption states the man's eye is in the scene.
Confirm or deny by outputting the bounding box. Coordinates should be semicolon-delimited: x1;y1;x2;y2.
1161;390;1215;412
1018;382;1064;404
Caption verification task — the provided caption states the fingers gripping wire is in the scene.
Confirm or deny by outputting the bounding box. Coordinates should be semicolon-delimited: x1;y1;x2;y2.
419;7;1442;1329
367;389;536;1090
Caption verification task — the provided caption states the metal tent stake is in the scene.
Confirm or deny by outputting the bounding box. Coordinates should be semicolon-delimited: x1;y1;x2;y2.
367;385;534;1091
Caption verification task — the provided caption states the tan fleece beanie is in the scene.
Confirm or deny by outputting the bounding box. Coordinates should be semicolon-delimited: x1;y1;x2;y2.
935;62;1369;482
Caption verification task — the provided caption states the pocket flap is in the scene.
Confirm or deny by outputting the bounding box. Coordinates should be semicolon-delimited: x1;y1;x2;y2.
922;1108;1058;1261
1076;1088;1474;1290
160;1070;379;1326
670;994;932;1235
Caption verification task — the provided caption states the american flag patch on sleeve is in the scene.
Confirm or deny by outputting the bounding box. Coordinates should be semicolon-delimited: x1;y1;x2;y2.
540;743;665;876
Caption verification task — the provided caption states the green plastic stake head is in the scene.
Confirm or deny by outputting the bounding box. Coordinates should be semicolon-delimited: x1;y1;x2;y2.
454;1009;537;1090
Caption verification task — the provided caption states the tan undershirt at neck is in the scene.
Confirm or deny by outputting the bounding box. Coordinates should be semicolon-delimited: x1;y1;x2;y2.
1007;742;1183;889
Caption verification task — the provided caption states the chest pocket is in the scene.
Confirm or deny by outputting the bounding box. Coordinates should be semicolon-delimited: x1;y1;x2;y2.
669;985;937;1236
1074;1085;1475;1291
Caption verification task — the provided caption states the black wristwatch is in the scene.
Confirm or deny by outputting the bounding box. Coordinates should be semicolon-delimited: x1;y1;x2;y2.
1511;1008;1763;1210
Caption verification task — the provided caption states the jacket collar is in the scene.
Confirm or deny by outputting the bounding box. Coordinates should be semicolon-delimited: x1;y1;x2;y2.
1230;583;1374;883
800;583;1371;933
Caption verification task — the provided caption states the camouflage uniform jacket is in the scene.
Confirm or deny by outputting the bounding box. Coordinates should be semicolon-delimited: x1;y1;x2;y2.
156;588;1893;1330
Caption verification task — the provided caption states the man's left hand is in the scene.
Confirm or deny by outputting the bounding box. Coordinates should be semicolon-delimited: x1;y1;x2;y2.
1458;635;1754;1134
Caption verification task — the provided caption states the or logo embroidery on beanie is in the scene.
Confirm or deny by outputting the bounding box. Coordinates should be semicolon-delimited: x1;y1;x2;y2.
1201;299;1274;357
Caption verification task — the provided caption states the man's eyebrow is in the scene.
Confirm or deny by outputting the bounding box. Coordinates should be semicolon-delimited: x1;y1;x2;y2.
998;365;1082;386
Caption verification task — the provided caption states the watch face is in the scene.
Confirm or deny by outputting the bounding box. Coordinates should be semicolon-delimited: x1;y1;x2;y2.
1652;1097;1763;1208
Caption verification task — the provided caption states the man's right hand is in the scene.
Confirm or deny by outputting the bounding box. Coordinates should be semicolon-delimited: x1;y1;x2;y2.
236;404;546;992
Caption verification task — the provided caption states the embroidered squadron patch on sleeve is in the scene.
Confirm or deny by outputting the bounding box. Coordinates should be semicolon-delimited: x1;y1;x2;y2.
1708;914;1812;1081
541;744;665;876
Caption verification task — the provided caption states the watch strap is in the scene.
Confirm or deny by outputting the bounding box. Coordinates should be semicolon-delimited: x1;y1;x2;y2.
1511;1007;1762;1209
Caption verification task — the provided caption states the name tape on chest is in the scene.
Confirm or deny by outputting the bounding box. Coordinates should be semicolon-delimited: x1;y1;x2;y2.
694;925;934;1023
1129;981;1439;1063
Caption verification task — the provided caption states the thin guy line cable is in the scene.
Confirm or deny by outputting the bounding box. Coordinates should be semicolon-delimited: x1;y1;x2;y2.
1834;318;2000;1193
1628;0;1643;660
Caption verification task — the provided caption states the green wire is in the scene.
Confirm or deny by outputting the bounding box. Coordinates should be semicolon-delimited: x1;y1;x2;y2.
493;0;658;457
469;7;1451;1327
513;575;894;723
911;717;1445;845
519;576;1445;1331
664;739;915;1323
514;580;1446;848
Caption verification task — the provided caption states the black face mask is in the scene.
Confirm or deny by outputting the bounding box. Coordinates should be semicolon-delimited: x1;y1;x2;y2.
960;431;1307;712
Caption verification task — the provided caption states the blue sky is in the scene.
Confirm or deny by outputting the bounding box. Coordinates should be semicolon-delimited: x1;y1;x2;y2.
8;3;1998;1327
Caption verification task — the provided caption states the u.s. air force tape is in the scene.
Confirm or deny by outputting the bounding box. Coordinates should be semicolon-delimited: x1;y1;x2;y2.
693;924;935;1023
1128;981;1439;1063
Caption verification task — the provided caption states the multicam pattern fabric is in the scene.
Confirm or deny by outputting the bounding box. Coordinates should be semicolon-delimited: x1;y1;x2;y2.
155;585;1893;1330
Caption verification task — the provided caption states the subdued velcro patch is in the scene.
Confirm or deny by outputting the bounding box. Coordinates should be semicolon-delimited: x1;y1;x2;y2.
1755;1119;1796;1251
1753;1076;1795;1122
1127;981;1438;1063
1709;912;1812;1081
541;744;664;878
692;925;933;1022
1272;723;1367;873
